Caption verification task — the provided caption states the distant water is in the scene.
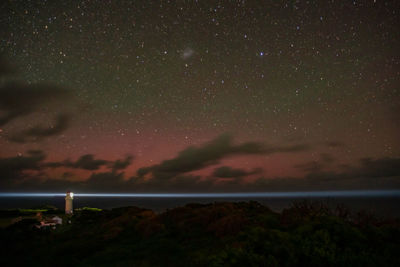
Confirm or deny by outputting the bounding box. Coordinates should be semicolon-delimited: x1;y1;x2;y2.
0;196;399;218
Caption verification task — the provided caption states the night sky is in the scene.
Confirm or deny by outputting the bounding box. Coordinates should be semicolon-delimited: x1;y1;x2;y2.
0;1;399;192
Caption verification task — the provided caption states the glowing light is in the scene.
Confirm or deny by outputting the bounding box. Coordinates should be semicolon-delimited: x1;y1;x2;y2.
0;190;399;198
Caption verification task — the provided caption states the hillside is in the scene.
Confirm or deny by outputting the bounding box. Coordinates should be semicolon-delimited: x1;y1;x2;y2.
0;201;399;266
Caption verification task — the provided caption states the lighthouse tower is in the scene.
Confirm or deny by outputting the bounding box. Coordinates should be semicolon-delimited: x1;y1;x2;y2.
65;191;74;214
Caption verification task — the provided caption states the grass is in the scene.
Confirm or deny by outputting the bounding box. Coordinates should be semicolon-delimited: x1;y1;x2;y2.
18;209;48;213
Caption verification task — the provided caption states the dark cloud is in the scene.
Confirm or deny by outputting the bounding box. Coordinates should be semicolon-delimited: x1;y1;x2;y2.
137;134;309;182
213;166;262;178
358;157;400;178
46;154;134;171
263;144;310;154
0;83;70;127
109;155;134;172
320;153;335;163
46;154;109;171
0;150;46;187
302;157;400;181
0;150;45;172
0;133;398;192
137;134;308;181
137;134;264;179
14;177;78;192
126;174;214;193
84;171;126;191
0;57;73;143
127;155;400;192
1;155;400;192
43;161;66;169
283;157;400;191
0;150;132;191
294;153;335;173
71;154;109;170
294;161;324;173
325;141;346;148
7;114;70;143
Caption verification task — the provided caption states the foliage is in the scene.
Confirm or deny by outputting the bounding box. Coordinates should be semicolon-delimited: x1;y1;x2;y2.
0;201;399;266
77;207;103;212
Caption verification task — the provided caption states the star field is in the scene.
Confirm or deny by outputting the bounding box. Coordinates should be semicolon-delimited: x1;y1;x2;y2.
0;1;399;192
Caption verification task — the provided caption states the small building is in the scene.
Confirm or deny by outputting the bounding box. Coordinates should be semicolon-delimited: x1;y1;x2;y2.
35;216;63;230
51;216;62;225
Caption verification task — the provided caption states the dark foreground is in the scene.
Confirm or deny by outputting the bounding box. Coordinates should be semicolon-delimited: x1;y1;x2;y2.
1;201;399;266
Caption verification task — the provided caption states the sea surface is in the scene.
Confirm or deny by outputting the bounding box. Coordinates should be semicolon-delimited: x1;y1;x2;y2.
0;196;399;218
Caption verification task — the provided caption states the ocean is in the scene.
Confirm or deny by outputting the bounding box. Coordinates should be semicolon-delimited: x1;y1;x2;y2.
0;194;399;218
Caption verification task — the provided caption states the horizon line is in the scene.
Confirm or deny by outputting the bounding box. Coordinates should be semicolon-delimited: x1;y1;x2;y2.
0;190;399;198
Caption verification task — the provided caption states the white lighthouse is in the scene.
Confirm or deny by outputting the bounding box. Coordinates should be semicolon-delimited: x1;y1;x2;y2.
65;191;74;214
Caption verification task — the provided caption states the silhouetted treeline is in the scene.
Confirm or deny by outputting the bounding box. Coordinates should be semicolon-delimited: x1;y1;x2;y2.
0;201;399;266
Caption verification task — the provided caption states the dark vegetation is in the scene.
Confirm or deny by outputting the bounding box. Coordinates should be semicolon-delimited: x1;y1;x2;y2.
0;201;399;266
0;205;62;217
